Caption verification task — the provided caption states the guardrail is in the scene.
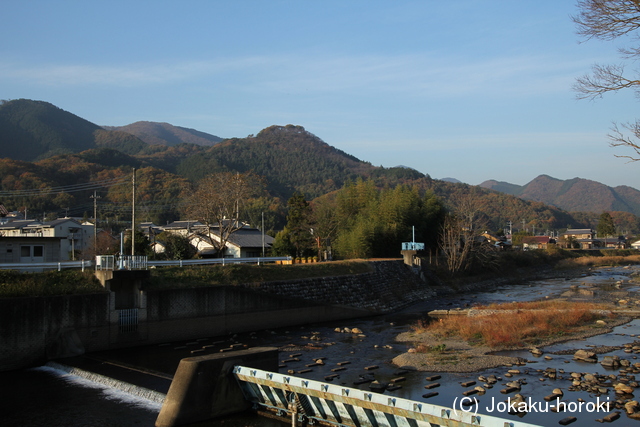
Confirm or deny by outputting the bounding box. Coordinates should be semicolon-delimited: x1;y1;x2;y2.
0;260;92;271
0;256;292;272
147;256;291;268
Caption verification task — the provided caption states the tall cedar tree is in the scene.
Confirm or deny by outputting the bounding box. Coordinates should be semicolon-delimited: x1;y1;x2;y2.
284;192;314;257
597;212;616;237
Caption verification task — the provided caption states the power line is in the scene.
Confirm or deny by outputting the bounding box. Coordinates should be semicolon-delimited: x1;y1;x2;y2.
0;176;130;197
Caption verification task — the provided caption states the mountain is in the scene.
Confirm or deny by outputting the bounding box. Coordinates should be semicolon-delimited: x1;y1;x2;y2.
440;177;463;184
479;174;640;216
174;124;423;199
0;99;634;232
0;99;157;161
0;99;101;161
105;121;223;147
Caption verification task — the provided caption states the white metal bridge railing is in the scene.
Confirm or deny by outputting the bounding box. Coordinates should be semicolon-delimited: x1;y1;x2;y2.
233;366;543;427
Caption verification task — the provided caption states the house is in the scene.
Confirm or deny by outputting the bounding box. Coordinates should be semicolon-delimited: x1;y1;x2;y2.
161;220;274;258
600;237;627;249
0;218;94;263
162;221;205;237
522;236;556;250
188;225;275;258
562;229;595;240
561;229;598;249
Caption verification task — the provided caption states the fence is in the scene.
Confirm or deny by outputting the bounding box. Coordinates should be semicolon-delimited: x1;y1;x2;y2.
0;260;92;271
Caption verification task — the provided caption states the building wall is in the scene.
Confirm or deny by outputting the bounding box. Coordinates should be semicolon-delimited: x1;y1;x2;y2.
0;238;62;263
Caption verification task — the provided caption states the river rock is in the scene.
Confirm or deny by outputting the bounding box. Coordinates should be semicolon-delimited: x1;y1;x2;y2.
506;381;521;390
615;383;634;394
574;349;598;363
601;355;621;369
625;400;640;415
351;328;363;334
530;348;543;356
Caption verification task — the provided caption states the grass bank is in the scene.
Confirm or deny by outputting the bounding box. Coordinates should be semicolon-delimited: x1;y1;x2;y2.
413;300;613;348
0;270;104;298
144;260;373;290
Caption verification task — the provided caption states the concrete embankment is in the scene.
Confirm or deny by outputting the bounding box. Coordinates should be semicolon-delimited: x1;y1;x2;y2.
0;260;430;371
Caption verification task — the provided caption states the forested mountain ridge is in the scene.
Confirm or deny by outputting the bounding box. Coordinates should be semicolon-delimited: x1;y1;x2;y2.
175;124;426;199
104;121;223;147
0;99;160;161
0;99;100;161
480;175;640;217
0;99;637;234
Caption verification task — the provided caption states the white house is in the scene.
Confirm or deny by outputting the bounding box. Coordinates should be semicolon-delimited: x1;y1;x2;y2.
161;220;274;258
188;226;275;258
0;218;94;263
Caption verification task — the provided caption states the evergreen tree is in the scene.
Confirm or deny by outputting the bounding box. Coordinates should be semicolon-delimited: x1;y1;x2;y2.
597;212;616;237
282;192;314;257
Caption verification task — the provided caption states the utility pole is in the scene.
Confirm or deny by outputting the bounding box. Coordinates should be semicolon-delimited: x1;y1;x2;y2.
131;168;136;257
90;191;101;254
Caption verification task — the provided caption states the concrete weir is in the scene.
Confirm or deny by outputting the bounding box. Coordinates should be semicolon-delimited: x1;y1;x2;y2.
155;347;279;427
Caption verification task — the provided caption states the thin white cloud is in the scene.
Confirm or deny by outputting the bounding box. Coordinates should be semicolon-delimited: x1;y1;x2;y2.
0;52;591;98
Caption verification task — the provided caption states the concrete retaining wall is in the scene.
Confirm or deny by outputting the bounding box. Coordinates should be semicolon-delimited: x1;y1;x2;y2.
0;293;111;370
1;260;430;371
244;260;434;312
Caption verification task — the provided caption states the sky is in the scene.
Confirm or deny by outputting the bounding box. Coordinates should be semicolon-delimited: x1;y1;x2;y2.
2;1;640;189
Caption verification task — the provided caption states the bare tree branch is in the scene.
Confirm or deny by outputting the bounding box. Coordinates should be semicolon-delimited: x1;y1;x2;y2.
185;172;263;257
574;0;640;161
573;0;640;41
608;120;640;160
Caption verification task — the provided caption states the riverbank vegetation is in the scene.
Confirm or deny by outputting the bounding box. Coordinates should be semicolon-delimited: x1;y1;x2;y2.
0;270;103;298
144;260;373;290
413;300;613;348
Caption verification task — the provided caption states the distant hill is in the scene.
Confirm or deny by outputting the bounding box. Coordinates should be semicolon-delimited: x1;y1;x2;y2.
105;121;223;147
0;99;629;232
175;124;419;199
0;99;101;161
479;174;640;216
0;99;154;161
440;177;463;184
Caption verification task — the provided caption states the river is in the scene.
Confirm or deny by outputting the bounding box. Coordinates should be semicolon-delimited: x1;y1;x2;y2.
2;265;639;426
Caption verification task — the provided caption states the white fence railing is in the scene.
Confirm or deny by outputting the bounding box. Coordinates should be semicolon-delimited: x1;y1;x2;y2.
94;255;291;270
0;256;292;272
0;260;92;271
148;256;290;268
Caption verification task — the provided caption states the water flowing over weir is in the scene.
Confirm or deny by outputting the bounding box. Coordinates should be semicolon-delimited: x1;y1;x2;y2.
45;361;167;405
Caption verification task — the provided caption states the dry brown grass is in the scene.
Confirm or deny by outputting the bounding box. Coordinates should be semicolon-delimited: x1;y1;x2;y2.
415;301;613;348
556;255;640;269
473;299;610;311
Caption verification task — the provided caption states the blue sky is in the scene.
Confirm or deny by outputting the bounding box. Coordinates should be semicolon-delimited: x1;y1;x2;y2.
3;1;639;189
